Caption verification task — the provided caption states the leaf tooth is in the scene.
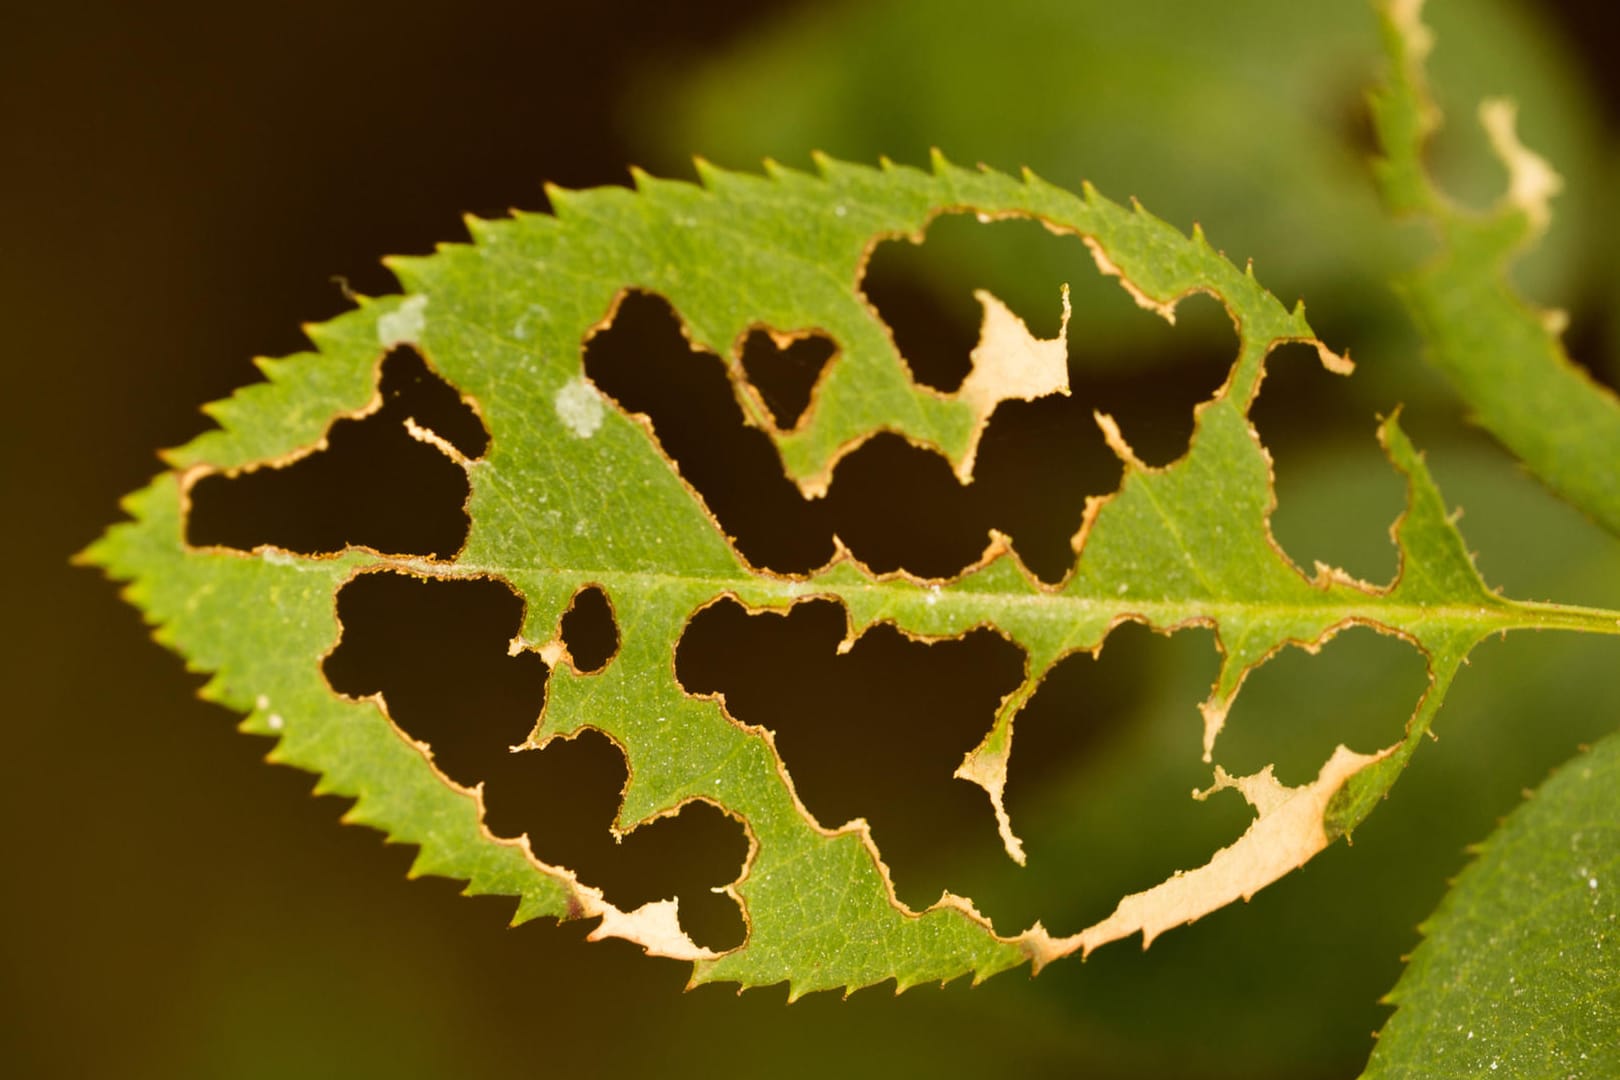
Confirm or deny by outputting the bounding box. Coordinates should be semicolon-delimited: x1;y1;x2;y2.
407;845;450;881
462;214;501;245
301;311;354;354
511;894;554;926
927;146;952;173
1126;194;1194;247
505;206;555;229
459;870;511;899
246;355;280;383
632;167;703;202
627;165;658;193
543;181;584;220
758;157;791;181
689;156;724;188
380;254;433;296
1081;179;1126;218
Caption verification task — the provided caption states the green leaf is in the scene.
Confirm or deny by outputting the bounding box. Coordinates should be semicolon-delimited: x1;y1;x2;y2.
1371;0;1620;535
83;155;1620;996
1361;730;1620;1078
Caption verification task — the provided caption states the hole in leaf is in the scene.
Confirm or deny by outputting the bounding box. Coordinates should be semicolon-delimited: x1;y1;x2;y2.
738;327;837;429
861;213;1234;405
970;395;1118;583
823;434;988;579
324;571;546;784
675;596;1024;912
859;247;977;394
377;346;489;460
587;252;1233;584
863;215;1150;392
480;733;749;953
1213;625;1428;788
583;290;835;574
934;622;1233;936
1251;341;1404;585
560;585;619;674
1084;291;1233;467
186;347;485;559
860;214;1236;580
323;570;746;951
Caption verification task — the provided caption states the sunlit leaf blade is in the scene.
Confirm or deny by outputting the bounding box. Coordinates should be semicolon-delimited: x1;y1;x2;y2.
1362;731;1620;1079
84;154;1620;995
1372;0;1620;535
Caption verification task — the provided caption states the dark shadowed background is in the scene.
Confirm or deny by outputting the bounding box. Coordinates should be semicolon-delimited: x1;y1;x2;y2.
6;2;1619;1077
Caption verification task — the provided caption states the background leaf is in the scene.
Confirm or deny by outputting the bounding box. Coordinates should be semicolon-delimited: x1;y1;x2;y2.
1371;0;1620;534
1362;730;1620;1079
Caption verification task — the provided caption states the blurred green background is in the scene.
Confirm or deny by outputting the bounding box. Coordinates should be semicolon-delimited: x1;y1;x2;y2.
6;1;1619;1076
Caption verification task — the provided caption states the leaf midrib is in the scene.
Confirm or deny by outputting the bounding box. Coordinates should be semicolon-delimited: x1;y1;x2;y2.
339;552;1620;637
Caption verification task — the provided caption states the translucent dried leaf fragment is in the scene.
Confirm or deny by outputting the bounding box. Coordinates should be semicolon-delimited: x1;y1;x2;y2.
85;154;1620;996
956;286;1071;480
1028;745;1387;966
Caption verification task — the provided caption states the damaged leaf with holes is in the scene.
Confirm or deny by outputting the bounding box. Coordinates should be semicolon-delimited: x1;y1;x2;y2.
85;146;1620;997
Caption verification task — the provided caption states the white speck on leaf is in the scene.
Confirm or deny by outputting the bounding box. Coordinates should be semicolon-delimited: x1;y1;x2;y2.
378;295;428;346
255;694;269;710
268;714;284;730
512;306;542;340
554;377;605;438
